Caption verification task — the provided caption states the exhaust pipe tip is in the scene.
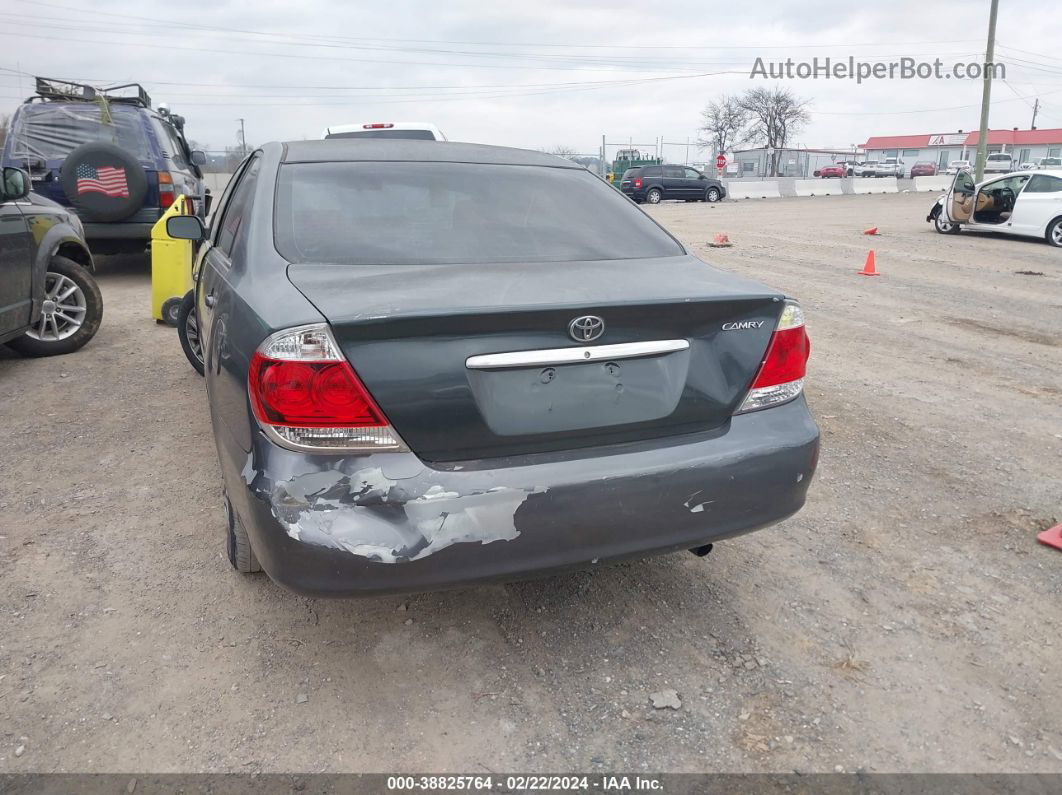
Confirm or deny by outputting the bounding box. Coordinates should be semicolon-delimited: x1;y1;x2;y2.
689;543;713;558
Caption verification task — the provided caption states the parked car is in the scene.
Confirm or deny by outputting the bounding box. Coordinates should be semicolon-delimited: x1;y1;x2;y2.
619;164;726;203
838;160;863;176
1034;157;1062;170
927;168;1062;247
817;164;845;179
863;158;904;178
853;161;878;177
983;152;1014;174
164;140;819;596
0;167;102;355
1;77;207;255
322;122;447;141
946;160;972;175
909;161;938;177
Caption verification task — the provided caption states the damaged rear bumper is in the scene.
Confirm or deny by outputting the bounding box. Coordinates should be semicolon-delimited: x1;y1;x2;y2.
223;397;820;597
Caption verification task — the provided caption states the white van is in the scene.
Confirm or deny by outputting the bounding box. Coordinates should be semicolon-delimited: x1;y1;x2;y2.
321;122;447;141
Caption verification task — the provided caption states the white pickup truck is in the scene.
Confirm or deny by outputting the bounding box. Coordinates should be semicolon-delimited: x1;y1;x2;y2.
983;152;1014;174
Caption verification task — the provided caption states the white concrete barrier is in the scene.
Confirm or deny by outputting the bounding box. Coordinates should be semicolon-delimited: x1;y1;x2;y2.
852;177;898;194
913;175;951;192
725;180;781;199
794;178;841;197
203;172;233;194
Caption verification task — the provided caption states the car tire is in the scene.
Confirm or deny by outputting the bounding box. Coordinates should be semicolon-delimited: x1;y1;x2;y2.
224;493;262;574
7;255;103;357
705;187;721;203
160;297;183;327
934;215;960;235
646;188;663;204
1047;217;1062;248
177;291;205;376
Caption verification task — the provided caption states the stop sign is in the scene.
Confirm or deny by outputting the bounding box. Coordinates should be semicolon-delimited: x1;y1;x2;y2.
716;154;727;169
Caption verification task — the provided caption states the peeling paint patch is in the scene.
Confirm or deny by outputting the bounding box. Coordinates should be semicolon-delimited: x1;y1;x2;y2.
683;493;716;513
268;467;536;563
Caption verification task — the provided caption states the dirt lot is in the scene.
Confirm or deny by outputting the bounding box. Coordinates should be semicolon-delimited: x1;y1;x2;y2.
1;192;1060;774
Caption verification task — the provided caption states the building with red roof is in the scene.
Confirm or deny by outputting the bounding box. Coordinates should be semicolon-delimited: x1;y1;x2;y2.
861;128;1062;174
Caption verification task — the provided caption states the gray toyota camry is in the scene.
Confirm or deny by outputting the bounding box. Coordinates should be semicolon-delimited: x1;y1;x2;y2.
167;140;819;597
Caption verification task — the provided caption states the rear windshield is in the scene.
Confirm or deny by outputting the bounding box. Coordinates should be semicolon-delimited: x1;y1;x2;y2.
8;103;154;164
987;154;1010;160
274;162;684;265
621;168;641;178
325;129;435;140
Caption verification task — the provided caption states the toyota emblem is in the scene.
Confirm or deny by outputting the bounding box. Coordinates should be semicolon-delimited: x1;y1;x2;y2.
568;315;605;342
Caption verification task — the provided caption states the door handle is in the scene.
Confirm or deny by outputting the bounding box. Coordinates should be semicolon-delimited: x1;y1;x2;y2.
204;292;216;308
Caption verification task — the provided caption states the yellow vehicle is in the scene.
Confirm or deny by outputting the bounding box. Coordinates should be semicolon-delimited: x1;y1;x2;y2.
150;194;194;325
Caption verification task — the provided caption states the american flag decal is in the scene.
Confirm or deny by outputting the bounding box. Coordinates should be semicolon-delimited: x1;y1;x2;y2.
76;164;129;198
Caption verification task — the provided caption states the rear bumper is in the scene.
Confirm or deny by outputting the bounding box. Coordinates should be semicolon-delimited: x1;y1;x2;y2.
223;397;820;597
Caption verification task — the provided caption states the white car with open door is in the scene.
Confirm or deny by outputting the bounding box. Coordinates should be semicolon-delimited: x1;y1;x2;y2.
928;169;1062;247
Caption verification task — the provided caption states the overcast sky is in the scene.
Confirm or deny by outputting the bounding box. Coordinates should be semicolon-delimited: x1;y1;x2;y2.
3;0;1061;162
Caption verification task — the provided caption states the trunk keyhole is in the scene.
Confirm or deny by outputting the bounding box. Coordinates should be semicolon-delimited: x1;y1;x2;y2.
540;368;556;384
604;362;621;378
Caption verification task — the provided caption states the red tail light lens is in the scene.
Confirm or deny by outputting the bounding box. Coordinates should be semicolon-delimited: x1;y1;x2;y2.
248;324;407;452
737;301;810;413
363;123;394;129
634;178;643;188
158;172;175;208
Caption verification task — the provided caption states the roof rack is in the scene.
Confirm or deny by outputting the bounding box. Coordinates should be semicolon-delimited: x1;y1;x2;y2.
33;76;152;108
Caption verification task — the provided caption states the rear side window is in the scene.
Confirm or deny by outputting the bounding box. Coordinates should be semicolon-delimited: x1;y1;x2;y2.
663;166;684;178
325;129;435;140
1024;175;1062;193
8;104;153;163
153;120;187;169
642;166;662;178
621;168;640;179
216;155;261;257
274;162;684;265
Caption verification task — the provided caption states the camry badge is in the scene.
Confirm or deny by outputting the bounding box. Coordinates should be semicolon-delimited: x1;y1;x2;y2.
722;321;766;331
569;315;605;342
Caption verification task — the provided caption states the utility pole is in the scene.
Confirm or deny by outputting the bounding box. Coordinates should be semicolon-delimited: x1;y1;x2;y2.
1031;98;1040;130
974;0;999;182
237;118;247;156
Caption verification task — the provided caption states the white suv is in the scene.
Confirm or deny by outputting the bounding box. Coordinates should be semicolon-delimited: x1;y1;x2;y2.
322;122;447;141
983;152;1014;173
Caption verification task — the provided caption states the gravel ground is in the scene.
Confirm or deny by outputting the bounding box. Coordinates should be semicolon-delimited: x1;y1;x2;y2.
0;192;1060;774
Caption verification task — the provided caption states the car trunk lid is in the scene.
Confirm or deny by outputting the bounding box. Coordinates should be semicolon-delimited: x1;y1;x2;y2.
287;254;784;462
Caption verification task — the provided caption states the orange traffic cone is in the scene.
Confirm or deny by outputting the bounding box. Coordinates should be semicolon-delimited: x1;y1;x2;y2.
863;227;879;235
858;250;880;276
709;233;732;247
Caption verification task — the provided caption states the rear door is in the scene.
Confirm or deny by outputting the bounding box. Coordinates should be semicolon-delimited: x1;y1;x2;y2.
0;195;33;338
1010;173;1062;235
199;153;261;448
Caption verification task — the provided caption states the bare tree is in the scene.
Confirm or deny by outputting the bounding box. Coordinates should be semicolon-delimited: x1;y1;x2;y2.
696;96;749;155
737;87;810;176
546;145;579;159
0;113;11;150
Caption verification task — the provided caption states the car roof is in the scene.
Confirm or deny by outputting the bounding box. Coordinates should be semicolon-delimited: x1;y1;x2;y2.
280;140;582;168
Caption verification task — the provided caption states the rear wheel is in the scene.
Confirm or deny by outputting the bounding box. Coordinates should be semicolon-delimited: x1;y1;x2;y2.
935;215;959;235
646;188;663;204
1047;218;1062;248
705;186;721;203
7;256;103;357
224;493;261;574
176;291;205;376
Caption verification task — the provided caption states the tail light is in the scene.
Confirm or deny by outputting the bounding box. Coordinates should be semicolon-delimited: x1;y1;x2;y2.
634;178;643;188
248;324;407;452
158;172;175;209
363;123;394;129
736;301;810;414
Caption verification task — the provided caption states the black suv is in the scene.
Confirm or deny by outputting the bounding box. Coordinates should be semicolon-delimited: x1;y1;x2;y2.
620;165;726;204
0;167;102;356
1;77;206;254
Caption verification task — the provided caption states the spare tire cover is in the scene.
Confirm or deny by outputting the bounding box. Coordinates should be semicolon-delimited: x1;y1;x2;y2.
60;142;148;222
